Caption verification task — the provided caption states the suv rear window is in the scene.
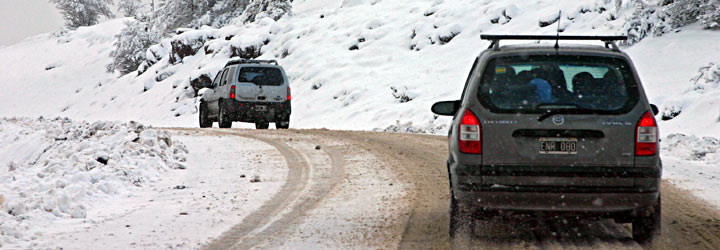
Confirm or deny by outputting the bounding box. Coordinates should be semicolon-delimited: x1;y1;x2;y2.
477;55;639;114
238;67;284;86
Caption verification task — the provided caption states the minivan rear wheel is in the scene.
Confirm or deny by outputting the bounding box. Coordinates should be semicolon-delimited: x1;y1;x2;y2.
632;197;661;244
255;122;269;129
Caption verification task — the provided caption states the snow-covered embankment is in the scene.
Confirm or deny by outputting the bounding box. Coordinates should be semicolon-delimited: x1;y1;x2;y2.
0;117;187;247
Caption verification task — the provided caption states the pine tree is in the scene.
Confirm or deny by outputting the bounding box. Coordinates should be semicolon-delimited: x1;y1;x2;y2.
240;0;292;23
107;19;159;75
118;0;143;17
48;0;115;28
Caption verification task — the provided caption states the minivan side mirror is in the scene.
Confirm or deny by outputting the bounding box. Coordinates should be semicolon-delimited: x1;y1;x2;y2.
431;100;460;116
650;104;659;116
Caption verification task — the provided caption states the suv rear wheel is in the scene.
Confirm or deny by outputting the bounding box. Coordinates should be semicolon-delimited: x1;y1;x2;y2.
255;122;269;129
218;103;232;129
276;121;290;129
199;102;212;128
632;197;661;243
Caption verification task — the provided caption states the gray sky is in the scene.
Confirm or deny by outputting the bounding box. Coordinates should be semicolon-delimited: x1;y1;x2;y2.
0;0;64;46
0;0;155;46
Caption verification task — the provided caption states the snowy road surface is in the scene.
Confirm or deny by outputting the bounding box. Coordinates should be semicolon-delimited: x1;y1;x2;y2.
24;128;720;249
184;129;720;249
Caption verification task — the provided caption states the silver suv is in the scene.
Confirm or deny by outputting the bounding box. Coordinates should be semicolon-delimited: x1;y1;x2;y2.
432;35;662;243
199;59;291;129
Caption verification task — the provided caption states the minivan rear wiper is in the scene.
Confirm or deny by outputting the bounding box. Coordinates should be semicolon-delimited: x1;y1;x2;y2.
535;103;593;122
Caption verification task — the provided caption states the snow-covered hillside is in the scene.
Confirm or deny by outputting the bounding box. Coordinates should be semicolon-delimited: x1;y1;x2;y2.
0;0;630;129
1;0;717;135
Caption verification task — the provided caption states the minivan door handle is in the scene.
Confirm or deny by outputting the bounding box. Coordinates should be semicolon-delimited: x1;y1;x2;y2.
512;129;605;138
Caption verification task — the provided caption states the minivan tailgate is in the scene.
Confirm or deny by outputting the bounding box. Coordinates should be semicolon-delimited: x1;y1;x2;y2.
480;114;636;166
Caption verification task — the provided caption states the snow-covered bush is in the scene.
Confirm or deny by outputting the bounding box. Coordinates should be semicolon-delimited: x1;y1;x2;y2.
117;0;143;17
239;0;292;23
621;0;720;45
699;0;720;29
49;0;115;28
155;0;257;33
107;19;160;75
156;0;212;33
663;133;720;162
660;61;720;121
620;5;673;45
0;117;187;242
205;0;251;27
690;61;720;93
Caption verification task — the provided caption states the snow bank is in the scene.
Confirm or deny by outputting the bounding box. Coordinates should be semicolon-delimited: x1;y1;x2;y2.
663;134;720;163
0;117;187;245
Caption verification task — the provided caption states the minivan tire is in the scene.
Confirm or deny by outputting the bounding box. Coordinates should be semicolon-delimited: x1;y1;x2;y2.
276;121;290;129
218;102;232;129
632;197;661;244
199;102;212;128
255;122;269;129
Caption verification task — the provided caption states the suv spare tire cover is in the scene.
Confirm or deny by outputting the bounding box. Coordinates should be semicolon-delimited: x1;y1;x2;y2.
236;83;260;99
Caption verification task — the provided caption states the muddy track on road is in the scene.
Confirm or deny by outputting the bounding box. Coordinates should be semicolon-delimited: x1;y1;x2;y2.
171;128;720;249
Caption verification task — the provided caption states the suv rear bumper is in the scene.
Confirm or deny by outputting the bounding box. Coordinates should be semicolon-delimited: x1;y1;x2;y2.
222;99;291;122
451;164;661;213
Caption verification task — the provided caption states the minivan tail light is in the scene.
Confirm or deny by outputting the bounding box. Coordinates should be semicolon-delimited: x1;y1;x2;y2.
459;109;482;154
287;87;291;101
230;85;236;99
635;111;657;156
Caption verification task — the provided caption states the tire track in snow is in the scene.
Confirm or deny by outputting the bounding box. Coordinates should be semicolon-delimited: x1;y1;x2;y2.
199;129;347;250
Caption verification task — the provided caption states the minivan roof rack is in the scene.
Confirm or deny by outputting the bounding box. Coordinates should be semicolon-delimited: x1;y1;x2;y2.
480;34;628;51
225;59;278;67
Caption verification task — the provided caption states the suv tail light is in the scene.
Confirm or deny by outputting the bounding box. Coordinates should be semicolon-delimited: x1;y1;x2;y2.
287;87;291;101
459;109;482;154
230;85;236;99
635;111;658;156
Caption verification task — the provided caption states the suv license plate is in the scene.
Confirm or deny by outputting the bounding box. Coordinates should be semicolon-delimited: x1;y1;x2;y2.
255;105;267;111
539;138;577;155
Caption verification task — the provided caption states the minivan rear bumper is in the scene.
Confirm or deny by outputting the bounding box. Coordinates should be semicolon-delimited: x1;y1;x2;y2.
458;191;658;212
452;164;660;212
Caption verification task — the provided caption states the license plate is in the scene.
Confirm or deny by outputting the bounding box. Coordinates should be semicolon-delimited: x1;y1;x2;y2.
539;138;577;155
255;105;267;111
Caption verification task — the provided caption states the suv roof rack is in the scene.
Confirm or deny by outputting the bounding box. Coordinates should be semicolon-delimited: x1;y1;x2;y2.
225;59;279;67
480;34;628;51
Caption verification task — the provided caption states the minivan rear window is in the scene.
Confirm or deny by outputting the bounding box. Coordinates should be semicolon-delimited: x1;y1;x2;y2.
238;67;284;86
477;55;639;114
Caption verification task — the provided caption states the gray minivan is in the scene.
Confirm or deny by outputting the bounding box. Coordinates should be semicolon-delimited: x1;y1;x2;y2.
199;59;291;129
432;35;662;243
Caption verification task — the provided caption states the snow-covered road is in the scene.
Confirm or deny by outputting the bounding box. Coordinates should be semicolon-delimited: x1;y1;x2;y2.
4;126;720;249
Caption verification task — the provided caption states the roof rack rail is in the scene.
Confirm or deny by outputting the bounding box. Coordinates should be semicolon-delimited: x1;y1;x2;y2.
224;59;279;67
480;34;627;51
